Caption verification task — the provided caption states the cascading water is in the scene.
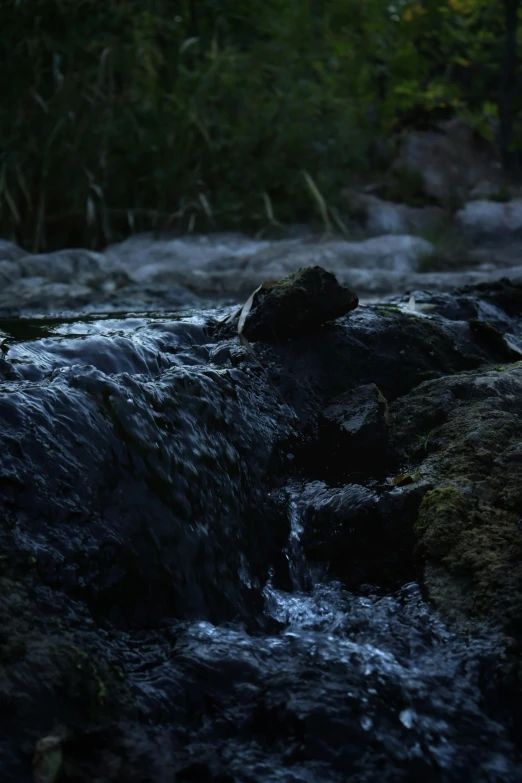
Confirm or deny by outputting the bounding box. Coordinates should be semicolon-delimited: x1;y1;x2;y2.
0;304;521;782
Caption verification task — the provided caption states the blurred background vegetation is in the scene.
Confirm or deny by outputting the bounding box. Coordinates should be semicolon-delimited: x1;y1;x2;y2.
0;0;519;251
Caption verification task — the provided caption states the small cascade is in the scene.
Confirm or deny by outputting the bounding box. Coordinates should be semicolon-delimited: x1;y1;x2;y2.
1;296;522;782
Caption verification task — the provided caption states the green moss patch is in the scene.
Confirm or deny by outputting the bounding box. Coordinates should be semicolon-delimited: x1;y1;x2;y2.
391;364;522;636
415;486;522;629
415;487;470;559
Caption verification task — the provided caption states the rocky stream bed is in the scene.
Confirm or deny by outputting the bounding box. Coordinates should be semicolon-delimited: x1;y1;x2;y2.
1;238;522;781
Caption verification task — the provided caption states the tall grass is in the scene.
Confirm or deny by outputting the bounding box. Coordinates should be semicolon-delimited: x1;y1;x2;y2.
0;0;395;250
2;0;495;251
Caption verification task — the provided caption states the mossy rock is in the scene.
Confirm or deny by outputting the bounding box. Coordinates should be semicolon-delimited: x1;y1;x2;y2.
415;486;470;559
415;485;522;622
241;266;359;342
392;365;522;636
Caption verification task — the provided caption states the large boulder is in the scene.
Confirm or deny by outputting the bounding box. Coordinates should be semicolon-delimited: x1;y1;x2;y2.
392;119;503;208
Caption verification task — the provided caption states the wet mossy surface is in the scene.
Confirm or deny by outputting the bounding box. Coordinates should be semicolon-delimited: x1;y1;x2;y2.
415;487;469;559
391;365;522;637
415;487;522;631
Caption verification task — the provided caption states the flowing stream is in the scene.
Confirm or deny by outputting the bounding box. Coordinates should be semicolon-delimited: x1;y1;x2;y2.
1;307;521;782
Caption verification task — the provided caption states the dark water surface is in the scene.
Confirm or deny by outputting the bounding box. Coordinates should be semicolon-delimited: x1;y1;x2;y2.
0;309;521;782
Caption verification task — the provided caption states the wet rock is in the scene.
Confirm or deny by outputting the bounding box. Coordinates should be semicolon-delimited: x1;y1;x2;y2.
393;278;522;335
319;383;391;470
0;317;295;627
468;318;522;361
296;481;424;588
474;277;522;318
251;289;522;431
244;278;522;640
240;266;359;342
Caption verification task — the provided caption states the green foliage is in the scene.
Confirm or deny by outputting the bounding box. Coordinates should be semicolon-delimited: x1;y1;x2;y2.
0;0;520;250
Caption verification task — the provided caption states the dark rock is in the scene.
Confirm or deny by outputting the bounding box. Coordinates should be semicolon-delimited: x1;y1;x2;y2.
477;277;522;317
319;383;391;470
468;318;522;361
241;266;359;342
0;575;137;779
251;295;522;432
298;481;425;588
0;321;295;628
